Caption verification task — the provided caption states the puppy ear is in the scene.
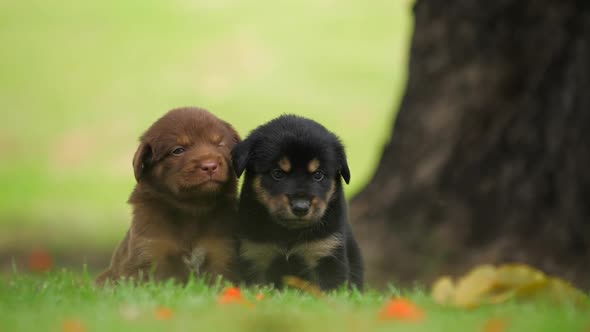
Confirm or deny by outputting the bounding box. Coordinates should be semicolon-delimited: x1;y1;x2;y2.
222;120;242;145
231;138;253;178
337;145;351;185
132;142;153;182
340;159;351;185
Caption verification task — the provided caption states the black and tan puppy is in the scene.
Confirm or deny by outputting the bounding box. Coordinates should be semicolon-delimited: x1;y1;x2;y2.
96;107;241;285
232;115;364;291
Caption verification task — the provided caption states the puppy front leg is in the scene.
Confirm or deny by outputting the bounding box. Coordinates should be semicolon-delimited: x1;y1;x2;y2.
127;238;191;284
236;256;262;285
151;254;192;284
345;234;364;291
314;250;350;292
121;256;189;284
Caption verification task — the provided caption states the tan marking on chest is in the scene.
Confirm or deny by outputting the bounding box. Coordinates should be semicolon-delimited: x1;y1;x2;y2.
291;234;343;268
239;240;282;278
239;234;344;278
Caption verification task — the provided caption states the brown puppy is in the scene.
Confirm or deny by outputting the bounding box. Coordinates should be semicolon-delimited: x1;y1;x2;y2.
96;107;241;285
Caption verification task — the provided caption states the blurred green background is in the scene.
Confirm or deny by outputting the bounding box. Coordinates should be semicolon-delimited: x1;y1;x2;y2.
0;1;413;263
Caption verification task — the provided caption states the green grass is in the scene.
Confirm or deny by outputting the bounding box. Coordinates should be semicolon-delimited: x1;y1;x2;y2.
1;271;589;332
3;4;589;332
0;0;414;251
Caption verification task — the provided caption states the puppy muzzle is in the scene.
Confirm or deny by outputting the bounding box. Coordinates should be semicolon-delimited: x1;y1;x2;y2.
290;198;311;217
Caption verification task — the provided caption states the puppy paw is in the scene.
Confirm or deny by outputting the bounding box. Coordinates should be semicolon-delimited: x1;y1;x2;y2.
183;247;207;276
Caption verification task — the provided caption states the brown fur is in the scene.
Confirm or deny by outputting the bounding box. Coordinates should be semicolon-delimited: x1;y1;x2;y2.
96;107;241;286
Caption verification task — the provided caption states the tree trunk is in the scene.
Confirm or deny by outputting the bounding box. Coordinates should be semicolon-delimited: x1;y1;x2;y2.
351;0;590;289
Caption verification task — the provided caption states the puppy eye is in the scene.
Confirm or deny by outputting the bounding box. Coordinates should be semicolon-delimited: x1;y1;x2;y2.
271;169;286;180
313;171;324;181
172;147;185;156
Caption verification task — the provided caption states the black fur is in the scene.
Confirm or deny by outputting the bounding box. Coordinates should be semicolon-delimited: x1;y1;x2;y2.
232;114;363;291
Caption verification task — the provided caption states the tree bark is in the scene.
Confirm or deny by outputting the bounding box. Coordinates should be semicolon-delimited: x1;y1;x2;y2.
351;0;590;289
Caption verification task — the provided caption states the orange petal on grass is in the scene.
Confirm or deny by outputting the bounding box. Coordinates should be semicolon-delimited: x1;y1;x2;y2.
482;318;509;332
378;298;425;322
217;287;255;307
29;248;54;272
218;287;243;304
154;307;174;320
62;319;86;332
256;293;265;301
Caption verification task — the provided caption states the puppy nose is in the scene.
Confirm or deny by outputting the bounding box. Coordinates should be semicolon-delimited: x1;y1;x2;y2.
290;198;311;217
200;161;218;174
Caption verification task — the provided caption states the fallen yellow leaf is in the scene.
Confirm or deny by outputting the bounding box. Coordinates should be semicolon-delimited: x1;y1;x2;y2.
453;264;497;308
430;263;589;309
432;276;455;305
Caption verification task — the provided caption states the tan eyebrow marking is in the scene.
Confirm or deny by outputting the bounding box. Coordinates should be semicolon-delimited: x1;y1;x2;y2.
279;157;292;173
308;158;320;173
177;135;191;146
